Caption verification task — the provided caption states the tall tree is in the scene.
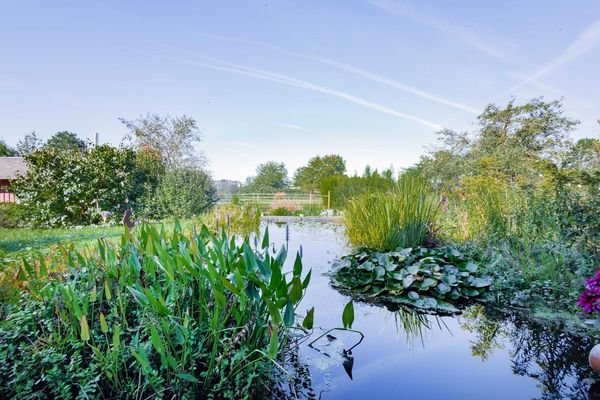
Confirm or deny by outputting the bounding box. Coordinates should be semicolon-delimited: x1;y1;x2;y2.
293;154;346;191
0;139;16;156
120;114;205;168
46;131;87;152
16;131;43;155
244;161;289;193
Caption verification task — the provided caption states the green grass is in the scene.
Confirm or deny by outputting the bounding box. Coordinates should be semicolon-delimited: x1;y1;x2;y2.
0;225;124;259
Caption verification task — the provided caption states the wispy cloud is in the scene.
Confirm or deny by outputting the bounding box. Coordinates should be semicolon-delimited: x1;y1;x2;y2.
367;0;508;59
189;34;478;114
223;148;252;158
507;73;561;94
276;123;304;130
510;17;600;92
160;53;443;129
221;141;257;149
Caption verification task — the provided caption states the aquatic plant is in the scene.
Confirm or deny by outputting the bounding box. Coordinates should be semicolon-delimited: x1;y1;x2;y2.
330;246;492;313
343;175;439;251
0;223;312;399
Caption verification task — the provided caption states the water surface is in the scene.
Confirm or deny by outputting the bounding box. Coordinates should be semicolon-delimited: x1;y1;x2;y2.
264;221;599;400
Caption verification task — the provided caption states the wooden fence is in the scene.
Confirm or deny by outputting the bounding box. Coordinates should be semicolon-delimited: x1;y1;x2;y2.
218;192;331;209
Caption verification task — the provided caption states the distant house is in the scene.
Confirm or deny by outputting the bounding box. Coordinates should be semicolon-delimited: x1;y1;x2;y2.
215;179;241;197
0;157;27;203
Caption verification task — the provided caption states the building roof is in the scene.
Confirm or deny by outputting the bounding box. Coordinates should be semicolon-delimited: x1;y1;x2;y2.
0;157;28;180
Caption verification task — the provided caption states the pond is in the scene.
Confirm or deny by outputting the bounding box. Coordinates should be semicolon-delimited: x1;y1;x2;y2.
263;221;600;400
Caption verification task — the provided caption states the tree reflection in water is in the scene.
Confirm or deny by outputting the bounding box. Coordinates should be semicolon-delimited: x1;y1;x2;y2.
461;305;599;400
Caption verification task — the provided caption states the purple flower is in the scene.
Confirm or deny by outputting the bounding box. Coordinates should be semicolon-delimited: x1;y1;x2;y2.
578;270;600;314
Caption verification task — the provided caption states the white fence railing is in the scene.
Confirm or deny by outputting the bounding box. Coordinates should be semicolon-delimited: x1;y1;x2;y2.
217;192;330;208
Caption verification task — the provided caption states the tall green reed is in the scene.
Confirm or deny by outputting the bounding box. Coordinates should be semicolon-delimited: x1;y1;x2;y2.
344;175;440;250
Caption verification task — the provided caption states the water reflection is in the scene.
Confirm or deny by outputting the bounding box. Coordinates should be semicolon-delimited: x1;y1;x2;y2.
461;305;598;400
262;222;599;399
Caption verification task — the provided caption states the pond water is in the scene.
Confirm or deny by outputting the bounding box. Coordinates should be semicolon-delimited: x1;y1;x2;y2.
263;221;600;400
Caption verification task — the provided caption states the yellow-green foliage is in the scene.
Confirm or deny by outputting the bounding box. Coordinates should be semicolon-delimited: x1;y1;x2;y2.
202;203;260;235
344;176;440;250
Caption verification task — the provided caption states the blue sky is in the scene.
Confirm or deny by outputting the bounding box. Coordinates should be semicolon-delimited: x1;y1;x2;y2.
1;0;599;181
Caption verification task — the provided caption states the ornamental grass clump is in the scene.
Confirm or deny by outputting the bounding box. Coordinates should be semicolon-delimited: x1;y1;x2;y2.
0;223;312;399
344;175;439;251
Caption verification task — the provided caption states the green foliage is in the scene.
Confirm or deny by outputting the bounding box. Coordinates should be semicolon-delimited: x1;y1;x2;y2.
293;154;346;191
0;203;25;228
155;168;217;218
12;145;137;227
331;246;492;313
243;161;290;193
46;131;87;152
0;223;312;399
16;131;43;156
342;301;354;329
0;139;16;156
120;113;205;169
411;98;599;317
204;203;260;235
320;166;395;208
344;175;439;250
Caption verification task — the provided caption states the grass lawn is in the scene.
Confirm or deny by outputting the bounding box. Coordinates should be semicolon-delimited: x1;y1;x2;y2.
0;225;125;259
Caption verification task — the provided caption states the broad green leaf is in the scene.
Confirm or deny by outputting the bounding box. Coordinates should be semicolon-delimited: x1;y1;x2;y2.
99;312;108;333
283;301;295;327
113;325;121;349
80;315;90;341
268;324;279;359
176;373;199;383
342;300;354;329
302;307;314;330
261;227;270;249
150;326;164;354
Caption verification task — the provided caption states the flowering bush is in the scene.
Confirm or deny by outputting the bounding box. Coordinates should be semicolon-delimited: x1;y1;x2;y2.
577;270;600;314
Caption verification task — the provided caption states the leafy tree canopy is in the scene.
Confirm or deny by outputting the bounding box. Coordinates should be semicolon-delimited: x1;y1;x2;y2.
120;114;205;169
0;139;16;156
293;154;346;191
16;131;43;156
243;161;289;193
46;131;87;152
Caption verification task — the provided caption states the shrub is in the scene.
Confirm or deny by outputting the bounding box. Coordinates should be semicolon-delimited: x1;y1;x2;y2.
12;145;137;227
344;176;440;250
156;168;218;218
0;203;25;228
0;224;312;399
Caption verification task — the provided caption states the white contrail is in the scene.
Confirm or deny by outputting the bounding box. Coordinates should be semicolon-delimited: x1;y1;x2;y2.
510;17;600;92
162;54;443;129
276;123;305;130
367;0;507;60
189;34;478;114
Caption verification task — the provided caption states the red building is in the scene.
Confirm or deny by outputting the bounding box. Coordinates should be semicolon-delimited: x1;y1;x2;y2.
0;157;27;203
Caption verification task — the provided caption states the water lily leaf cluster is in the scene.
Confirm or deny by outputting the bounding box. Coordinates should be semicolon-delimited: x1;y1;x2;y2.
330;246;492;313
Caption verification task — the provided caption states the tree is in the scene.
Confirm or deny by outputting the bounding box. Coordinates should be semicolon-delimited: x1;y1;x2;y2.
243;161;289;193
46;131;87;152
293;154;346;191
0;140;16;156
120;114;205;168
16;131;43;155
156;168;217;218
